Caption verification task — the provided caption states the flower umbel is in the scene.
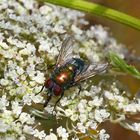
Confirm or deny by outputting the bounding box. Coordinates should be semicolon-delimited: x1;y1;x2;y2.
0;0;140;140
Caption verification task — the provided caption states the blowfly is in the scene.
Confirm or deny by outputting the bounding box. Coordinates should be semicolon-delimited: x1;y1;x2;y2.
37;37;108;108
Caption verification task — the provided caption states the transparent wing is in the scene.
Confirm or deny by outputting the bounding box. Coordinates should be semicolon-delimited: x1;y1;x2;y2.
74;63;108;83
56;36;75;67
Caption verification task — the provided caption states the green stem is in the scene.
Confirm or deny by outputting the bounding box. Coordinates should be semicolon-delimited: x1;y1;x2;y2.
40;0;140;31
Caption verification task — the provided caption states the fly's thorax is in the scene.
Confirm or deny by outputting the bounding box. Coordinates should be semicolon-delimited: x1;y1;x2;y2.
52;65;75;86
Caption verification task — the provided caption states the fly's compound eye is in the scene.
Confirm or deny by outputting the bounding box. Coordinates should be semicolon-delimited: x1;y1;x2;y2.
53;84;63;96
45;79;53;89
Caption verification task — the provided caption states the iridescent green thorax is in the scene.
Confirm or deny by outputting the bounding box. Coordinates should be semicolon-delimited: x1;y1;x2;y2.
52;64;76;87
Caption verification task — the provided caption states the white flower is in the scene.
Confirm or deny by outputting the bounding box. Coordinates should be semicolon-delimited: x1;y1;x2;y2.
88;96;103;107
77;99;87;113
99;129;110;140
94;109;110;123
45;105;54;114
79;114;87;123
89;112;94;119
53;24;66;34
31;94;44;104
39;40;52;52
49;47;59;56
114;95;125;103
77;123;86;133
0;78;9;86
22;0;35;9
57;126;69;139
92;25;108;44
19;112;35;125
19;135;26;140
0;120;10;133
0;95;9;110
132;123;140;135
23;94;32;105
60;97;69;107
72;138;79;140
123;103;137;113
45;133;57;140
0;41;9;49
89;122;98;130
16;67;24;75
90;86;101;96
32;71;45;84
71;25;83;35
70;114;79;122
64;109;74;117
39;5;52;15
23;125;34;135
104;91;114;100
26;65;36;78
29;81;36;87
26;43;36;53
34;129;46;139
11;122;22;135
19;48;31;55
2;110;14;124
12;101;22;116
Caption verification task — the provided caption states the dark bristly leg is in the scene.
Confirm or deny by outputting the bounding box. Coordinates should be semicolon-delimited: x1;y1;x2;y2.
44;95;52;107
77;84;82;95
35;85;45;95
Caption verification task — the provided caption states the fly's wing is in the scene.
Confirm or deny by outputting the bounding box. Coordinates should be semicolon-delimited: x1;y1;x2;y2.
56;37;75;67
74;63;108;83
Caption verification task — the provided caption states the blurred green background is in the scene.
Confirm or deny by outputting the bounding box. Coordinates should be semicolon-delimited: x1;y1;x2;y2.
87;0;140;140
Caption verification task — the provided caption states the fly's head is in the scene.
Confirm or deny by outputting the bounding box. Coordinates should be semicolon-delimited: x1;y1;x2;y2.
45;79;63;96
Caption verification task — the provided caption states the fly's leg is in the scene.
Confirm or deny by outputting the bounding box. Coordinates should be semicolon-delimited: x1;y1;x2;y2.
35;85;45;95
53;92;64;112
44;94;52;107
77;84;82;95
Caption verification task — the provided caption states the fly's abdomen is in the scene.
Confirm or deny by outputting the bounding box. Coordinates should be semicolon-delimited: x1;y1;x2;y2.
68;58;85;74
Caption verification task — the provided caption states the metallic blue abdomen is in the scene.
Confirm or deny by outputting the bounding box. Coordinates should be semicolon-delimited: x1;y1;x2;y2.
68;58;85;74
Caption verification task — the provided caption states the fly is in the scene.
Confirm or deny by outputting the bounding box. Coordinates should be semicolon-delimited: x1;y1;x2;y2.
36;37;108;108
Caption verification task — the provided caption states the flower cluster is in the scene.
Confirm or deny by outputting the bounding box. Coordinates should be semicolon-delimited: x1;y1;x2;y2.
0;95;47;140
0;0;140;140
52;81;140;139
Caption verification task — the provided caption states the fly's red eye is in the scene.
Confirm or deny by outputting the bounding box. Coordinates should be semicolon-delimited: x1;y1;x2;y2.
53;84;63;96
45;79;53;89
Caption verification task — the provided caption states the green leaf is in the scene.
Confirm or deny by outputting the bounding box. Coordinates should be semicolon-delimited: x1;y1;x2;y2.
109;52;140;79
39;0;140;31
